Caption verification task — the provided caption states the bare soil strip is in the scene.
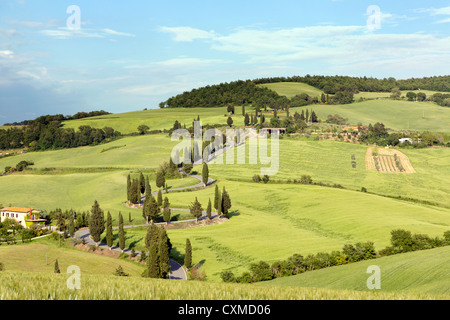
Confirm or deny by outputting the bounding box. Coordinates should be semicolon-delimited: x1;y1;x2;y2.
366;147;415;173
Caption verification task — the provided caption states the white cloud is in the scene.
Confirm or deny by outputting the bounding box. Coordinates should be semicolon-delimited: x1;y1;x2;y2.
41;27;136;39
158;26;217;42
102;28;135;37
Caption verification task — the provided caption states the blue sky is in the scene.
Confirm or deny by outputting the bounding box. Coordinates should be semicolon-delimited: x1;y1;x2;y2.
1;0;450;124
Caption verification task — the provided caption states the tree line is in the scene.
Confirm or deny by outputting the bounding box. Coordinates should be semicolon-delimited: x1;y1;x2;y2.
221;229;450;284
2;110;110;127
0;114;120;150
252;75;450;93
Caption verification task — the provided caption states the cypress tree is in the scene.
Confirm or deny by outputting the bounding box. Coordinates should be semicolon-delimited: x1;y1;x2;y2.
148;195;160;223
127;174;131;204
135;178;141;204
217;191;222;216
89;200;105;244
222;187;232;216
139;172;145;195
145;222;159;249
214;185;219;210
54;259;61;274
190;197;203;221
147;242;159;278
163;197;171;224
106;211;113;249
129;212;132;223
118;212;125;252
145;175;151;197
207;198;212;219
157;189;163;207
68;215;75;238
244;113;250;126
185;239;192;270
158;229;170;278
156;170;165;189
142;195;149;223
202;162;209;187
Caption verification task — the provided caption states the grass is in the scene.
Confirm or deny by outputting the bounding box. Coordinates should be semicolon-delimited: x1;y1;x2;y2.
0;169;199;223
0;237;145;277
0;134;178;170
115;180;450;281
0;271;444;300
209;138;450;207
61;107;230;134
258;82;324;98
295;99;450;133
261;245;450;297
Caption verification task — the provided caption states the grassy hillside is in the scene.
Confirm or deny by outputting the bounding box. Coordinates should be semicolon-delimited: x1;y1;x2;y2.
61;107;229;134
261;246;450;297
258;82;324;98
0;237;145;277
302;99;450;132
209;138;450;207
116;180;450;281
0;169;198;218
0;134;177;170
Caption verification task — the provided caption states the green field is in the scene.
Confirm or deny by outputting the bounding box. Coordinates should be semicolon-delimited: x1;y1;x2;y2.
113;180;450;281
1;270;439;300
0;237;145;277
294;99;450;133
261;245;450;297
61;107;229;134
0;134;178;170
258;82;324;98
0;169;199;220
209;138;450;207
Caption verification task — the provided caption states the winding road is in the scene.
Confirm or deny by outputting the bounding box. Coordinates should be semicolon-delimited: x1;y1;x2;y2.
73;139;246;280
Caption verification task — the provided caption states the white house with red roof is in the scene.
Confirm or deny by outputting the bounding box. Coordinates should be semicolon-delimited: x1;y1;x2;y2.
0;207;46;228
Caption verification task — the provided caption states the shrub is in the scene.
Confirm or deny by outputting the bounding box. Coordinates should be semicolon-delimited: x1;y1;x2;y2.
249;261;274;282
0;262;4;271
262;175;270;184
252;174;261;183
391;229;414;252
114;265;129;277
444;231;450;245
220;271;237;283
237;272;253;284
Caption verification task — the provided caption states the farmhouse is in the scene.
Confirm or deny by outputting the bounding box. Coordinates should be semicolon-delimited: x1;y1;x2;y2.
0;207;46;228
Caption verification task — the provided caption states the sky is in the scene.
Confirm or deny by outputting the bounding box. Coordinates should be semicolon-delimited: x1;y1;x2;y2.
0;0;450;124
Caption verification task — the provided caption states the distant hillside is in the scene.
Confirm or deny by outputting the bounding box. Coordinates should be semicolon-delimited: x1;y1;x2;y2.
161;75;450;109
